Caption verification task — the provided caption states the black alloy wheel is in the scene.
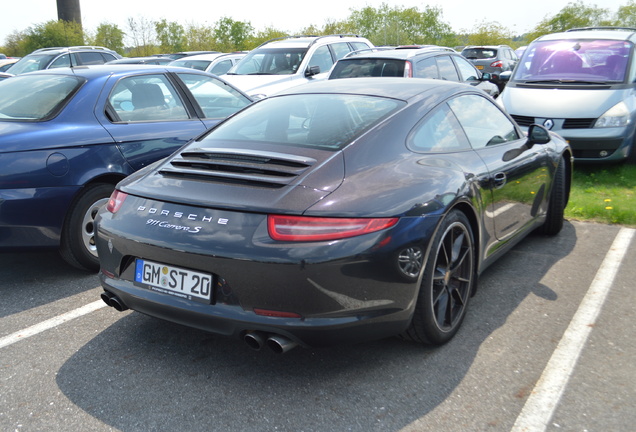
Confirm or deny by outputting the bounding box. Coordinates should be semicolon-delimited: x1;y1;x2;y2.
403;210;475;345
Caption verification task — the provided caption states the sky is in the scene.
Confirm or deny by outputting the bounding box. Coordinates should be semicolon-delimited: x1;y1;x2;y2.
0;0;630;47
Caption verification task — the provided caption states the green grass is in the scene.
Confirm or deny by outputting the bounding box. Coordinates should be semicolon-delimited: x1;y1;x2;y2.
566;164;636;227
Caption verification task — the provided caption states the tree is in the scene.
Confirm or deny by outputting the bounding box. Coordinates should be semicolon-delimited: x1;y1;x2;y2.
92;23;124;53
248;27;288;48
155;19;185;53
213;17;253;52
347;3;453;46
126;16;156;56
1;30;29;57
23;20;84;53
616;0;636;27
183;23;216;51
466;20;514;46
527;1;612;40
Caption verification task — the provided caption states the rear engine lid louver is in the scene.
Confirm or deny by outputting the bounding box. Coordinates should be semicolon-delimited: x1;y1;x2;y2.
159;148;317;189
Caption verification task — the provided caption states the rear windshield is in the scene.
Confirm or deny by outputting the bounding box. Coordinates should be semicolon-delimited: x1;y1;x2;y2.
330;59;406;78
0;74;84;121
512;39;632;83
461;48;497;59
201;93;405;150
169;59;212;71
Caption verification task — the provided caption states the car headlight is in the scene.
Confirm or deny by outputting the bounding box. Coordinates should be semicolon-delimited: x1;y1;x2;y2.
595;101;631;128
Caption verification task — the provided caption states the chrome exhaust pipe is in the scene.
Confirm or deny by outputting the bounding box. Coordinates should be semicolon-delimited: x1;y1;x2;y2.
244;331;265;350
266;335;298;354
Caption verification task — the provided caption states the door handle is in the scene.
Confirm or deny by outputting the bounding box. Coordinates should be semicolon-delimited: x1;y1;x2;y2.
493;172;507;188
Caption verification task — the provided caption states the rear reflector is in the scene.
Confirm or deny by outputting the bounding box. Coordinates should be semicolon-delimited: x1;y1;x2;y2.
268;214;398;241
254;308;302;318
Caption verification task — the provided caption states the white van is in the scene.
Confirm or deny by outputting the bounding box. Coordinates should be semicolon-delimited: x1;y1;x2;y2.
499;27;636;163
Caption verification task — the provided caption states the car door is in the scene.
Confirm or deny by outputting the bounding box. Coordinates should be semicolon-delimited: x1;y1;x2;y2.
100;73;209;171
447;94;550;242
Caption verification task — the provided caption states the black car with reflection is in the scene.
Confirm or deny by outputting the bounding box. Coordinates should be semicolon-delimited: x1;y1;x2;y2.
96;78;572;353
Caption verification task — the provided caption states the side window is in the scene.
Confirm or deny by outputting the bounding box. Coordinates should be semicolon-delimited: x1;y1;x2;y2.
437;56;459;81
447;94;519;149
108;74;189;122
454;56;479;81
409;103;471;152
330;42;352;60
307;45;334;74
77;52;107;65
414;57;439;79
49;54;71;69
209;60;233;75
350;42;371;52
177;73;251;119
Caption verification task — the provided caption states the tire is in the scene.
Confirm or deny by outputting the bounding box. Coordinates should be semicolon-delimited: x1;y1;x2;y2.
60;183;114;271
538;158;566;236
402;210;475;346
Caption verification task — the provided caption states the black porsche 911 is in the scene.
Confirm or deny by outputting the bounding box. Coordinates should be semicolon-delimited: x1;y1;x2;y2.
96;78;572;353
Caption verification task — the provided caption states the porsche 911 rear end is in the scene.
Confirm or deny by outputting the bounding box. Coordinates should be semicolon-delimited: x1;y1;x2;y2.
96;187;436;351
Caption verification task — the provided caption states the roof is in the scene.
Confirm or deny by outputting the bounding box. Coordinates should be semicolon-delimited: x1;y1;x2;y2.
537;27;636;42
343;46;456;60
272;77;474;101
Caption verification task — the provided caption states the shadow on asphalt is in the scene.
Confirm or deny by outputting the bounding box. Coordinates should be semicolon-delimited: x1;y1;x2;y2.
55;222;578;431
0;250;99;319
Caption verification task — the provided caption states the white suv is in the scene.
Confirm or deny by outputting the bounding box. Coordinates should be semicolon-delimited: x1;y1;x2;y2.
223;35;373;98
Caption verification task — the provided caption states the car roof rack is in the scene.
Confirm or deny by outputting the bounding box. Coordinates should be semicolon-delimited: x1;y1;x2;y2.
257;34;365;49
33;45;115;53
567;26;636;32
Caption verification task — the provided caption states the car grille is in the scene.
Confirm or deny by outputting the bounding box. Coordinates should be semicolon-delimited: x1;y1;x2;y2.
510;115;597;129
158;148;317;189
562;118;596;129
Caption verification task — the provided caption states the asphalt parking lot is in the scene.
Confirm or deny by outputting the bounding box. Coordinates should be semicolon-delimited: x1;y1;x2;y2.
1;220;634;432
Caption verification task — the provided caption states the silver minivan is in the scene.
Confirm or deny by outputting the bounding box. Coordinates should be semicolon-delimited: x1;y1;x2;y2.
499;27;636;162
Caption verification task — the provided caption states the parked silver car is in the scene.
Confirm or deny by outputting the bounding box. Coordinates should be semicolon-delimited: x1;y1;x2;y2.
461;45;518;91
499;27;636;163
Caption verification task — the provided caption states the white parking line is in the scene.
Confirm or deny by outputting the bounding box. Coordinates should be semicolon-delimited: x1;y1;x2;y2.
0;300;107;350
511;227;635;432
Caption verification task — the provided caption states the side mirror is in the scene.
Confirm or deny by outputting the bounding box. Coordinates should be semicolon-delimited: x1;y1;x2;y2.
305;65;321;77
481;72;492;81
527;124;551;146
500;70;512;83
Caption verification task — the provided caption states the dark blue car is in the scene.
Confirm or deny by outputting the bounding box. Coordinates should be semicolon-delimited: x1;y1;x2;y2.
0;65;252;270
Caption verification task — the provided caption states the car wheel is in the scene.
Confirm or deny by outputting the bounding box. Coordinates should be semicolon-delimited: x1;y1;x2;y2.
60;183;114;271
403;210;475;345
538;158;566;236
396;246;424;279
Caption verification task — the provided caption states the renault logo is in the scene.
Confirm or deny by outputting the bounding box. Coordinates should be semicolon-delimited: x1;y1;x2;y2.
543;119;554;130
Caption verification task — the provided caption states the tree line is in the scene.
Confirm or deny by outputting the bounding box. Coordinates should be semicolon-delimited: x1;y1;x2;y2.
1;1;635;57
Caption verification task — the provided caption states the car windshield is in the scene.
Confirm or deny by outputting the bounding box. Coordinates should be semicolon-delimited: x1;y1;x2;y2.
330;59;405;78
0;74;84;121
461;48;497;59
5;54;58;74
230;48;307;75
200;93;405;150
169;59;212;71
512;39;631;83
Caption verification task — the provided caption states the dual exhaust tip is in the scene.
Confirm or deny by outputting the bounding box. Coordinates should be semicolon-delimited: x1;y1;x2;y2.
244;331;298;354
101;291;129;312
101;291;298;354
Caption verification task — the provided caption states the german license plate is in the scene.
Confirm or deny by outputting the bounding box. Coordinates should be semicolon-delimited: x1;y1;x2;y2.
135;259;212;303
476;65;484;70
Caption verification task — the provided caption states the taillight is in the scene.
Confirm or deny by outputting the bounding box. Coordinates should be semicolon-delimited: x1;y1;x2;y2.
490;60;503;68
267;215;398;241
405;61;413;77
106;190;128;213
